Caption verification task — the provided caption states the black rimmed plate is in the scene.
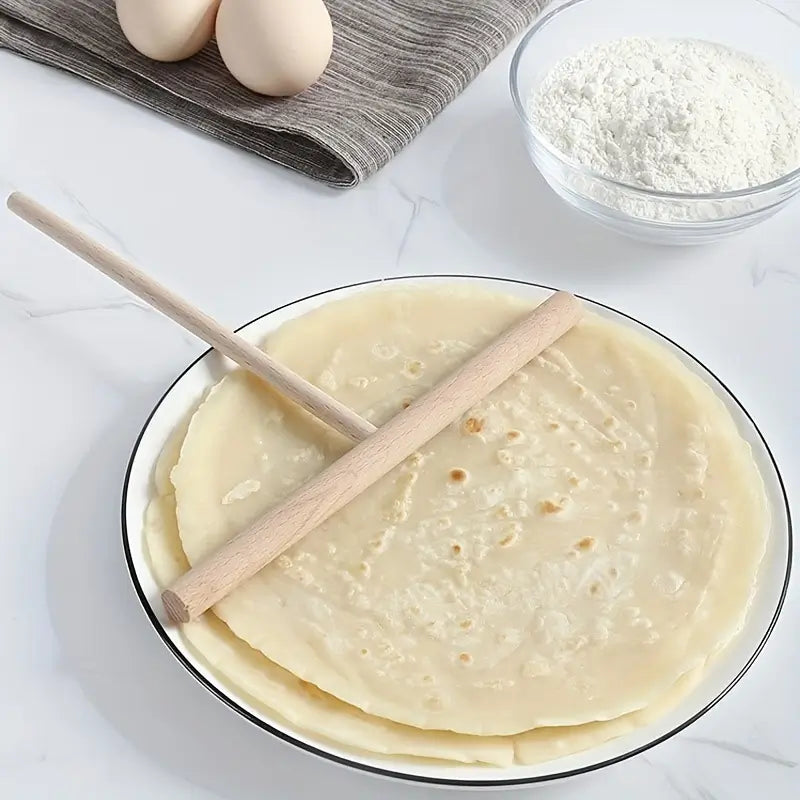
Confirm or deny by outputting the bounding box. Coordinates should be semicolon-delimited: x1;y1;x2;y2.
122;276;791;788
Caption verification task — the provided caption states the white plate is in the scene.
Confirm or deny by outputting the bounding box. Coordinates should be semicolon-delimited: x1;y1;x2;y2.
121;275;791;788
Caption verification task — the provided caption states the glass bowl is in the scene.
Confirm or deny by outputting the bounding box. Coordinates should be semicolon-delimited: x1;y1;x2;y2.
509;0;800;245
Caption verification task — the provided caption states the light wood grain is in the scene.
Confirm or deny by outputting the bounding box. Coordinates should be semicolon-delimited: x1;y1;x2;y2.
6;192;376;443
162;290;582;622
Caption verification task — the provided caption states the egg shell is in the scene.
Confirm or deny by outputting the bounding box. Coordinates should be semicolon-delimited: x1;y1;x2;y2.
116;0;221;63
215;0;333;97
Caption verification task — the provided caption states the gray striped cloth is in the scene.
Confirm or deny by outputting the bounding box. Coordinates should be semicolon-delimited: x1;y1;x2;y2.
0;0;547;187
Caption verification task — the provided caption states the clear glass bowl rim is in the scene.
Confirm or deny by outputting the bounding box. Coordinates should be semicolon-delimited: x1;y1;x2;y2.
509;0;800;203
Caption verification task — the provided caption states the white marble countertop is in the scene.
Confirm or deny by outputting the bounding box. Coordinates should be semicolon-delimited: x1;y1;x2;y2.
2;4;799;798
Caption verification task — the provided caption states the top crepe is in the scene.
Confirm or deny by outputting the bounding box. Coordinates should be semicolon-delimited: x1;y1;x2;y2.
171;287;768;736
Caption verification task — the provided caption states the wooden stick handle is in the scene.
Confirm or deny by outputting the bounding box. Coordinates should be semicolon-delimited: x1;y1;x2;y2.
162;290;582;622
5;192;376;443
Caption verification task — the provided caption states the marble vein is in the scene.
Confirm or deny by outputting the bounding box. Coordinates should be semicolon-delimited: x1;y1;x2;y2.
641;756;695;800
0;286;33;303
0;280;202;348
0;280;212;353
60;186;131;256
25;298;154;319
750;261;800;287
391;182;439;266
0;289;154;320
685;736;797;768
754;0;800;27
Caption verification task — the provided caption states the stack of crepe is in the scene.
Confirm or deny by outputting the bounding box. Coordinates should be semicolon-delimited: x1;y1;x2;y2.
144;287;768;767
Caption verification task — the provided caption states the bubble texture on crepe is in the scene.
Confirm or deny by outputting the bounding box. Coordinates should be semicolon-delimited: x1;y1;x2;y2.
169;287;768;737
144;421;706;765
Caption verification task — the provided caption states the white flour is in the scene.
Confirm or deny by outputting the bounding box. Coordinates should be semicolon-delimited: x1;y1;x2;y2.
530;38;800;197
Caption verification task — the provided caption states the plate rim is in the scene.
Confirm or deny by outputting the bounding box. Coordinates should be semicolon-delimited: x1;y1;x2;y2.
120;274;793;788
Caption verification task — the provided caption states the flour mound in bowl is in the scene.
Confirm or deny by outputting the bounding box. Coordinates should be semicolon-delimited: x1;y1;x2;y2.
169;287;768;737
530;37;800;194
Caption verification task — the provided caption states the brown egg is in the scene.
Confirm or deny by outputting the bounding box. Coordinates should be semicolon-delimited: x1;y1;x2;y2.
116;0;221;62
215;0;333;97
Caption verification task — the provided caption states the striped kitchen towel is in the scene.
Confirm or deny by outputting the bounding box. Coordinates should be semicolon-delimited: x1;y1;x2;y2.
0;0;547;187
